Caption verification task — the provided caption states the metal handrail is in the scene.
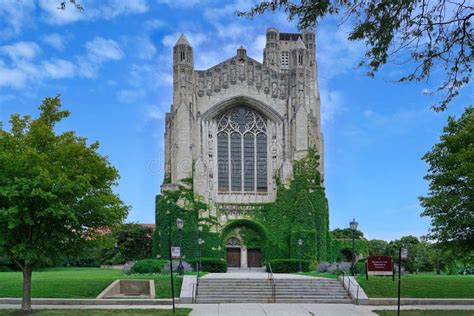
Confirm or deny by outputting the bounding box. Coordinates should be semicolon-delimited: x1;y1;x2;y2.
195;264;200;300
267;262;276;303
338;270;360;305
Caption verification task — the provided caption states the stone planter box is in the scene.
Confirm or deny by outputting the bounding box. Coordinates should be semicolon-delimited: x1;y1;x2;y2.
97;280;155;299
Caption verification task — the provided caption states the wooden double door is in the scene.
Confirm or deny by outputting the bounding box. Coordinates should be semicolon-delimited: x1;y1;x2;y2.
226;248;262;268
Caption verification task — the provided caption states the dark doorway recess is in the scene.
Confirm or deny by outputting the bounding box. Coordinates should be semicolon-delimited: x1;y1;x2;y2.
226;248;241;267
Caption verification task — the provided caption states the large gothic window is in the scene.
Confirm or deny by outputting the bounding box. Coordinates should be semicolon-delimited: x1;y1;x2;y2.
217;107;267;193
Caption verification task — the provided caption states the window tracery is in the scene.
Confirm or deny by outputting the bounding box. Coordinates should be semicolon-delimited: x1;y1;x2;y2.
216;107;268;193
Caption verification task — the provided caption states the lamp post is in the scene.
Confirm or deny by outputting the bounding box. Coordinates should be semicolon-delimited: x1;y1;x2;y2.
166;209;175;313
176;218;184;276
297;238;303;272
197;225;204;275
350;218;358;276
198;238;204;274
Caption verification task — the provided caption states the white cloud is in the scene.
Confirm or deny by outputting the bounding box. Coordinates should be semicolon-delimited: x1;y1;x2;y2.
42;59;76;78
320;88;345;124
117;89;146;104
42;33;66;50
0;60;28;88
144;19;166;30
203;0;254;21
85;37;124;63
146;104;166;120
317;23;364;82
0;42;41;61
39;0;148;25
0;36;124;88
38;0;83;24
157;0;208;8
76;56;98;78
0;1;36;38
363;107;433;130
136;37;157;60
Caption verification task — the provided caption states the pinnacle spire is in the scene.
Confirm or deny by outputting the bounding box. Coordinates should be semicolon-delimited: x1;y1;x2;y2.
176;33;190;46
295;36;306;49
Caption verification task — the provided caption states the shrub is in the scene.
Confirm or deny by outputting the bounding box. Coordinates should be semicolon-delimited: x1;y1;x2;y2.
188;258;227;272
267;259;310;273
130;259;168;274
161;260;195;273
317;261;351;273
63;259;100;268
355;260;366;274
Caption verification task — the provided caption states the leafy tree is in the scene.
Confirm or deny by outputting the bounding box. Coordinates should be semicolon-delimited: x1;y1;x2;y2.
239;1;473;110
101;223;154;265
368;239;388;256
387;235;421;272
0;96;128;313
331;228;364;239
420;107;474;254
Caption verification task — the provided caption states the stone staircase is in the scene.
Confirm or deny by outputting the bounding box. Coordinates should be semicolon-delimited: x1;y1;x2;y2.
195;277;352;304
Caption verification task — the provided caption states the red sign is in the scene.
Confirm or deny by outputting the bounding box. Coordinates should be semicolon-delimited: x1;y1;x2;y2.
367;256;393;275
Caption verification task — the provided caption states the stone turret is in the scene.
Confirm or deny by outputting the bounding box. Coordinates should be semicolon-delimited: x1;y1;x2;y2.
264;27;280;72
171;34;195;183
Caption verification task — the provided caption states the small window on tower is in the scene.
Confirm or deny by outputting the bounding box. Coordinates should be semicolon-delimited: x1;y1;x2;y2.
298;54;303;65
281;51;289;67
180;51;185;61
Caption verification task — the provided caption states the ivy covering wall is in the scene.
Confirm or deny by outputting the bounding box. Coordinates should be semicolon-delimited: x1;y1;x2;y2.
154;150;333;263
332;239;369;261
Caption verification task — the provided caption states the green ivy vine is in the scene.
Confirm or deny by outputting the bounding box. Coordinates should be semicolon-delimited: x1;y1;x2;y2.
154;150;334;264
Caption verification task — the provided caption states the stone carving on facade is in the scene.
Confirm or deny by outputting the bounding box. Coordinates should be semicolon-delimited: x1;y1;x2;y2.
165;29;323;203
227;237;241;246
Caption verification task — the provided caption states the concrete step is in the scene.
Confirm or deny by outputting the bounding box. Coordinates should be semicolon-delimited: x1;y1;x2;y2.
195;298;352;304
196;277;350;304
197;291;349;296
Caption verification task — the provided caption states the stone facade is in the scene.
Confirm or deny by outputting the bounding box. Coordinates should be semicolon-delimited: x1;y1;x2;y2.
163;28;324;205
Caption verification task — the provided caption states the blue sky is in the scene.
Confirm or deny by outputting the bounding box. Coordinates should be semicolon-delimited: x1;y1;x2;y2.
0;0;471;241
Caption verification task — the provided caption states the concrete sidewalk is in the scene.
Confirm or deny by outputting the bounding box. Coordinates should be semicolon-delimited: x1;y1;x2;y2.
1;303;473;315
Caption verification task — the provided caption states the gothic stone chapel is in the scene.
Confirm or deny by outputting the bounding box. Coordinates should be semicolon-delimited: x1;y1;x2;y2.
155;28;333;269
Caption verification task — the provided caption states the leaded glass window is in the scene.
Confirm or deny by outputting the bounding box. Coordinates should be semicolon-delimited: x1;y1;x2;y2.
216;107;267;193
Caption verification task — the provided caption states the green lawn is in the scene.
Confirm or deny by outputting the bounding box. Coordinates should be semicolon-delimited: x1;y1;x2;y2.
357;274;474;298
0;309;191;316
374;310;474;316
0;268;182;299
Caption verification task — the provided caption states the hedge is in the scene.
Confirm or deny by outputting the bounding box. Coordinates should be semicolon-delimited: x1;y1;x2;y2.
130;259;168;274
188;258;227;272
63;259;100;268
267;259;311;273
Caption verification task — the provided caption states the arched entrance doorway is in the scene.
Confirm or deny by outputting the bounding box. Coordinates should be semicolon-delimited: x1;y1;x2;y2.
226;237;242;268
222;219;267;269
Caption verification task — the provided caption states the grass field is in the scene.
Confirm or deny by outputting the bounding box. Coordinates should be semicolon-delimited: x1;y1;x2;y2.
358;273;474;298
0;268;182;299
0;309;192;316
374;310;474;316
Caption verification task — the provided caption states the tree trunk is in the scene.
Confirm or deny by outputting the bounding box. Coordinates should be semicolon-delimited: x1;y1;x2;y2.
21;264;33;314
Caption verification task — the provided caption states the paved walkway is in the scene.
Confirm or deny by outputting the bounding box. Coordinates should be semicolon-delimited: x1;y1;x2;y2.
1;303;473;315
